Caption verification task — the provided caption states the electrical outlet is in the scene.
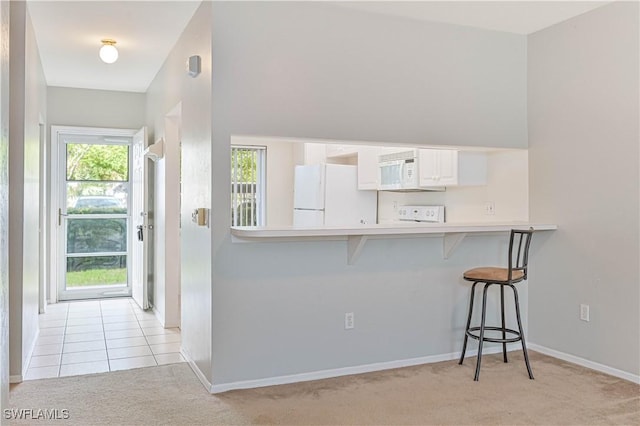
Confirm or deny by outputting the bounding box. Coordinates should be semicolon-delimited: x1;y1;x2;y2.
484;202;495;215
344;312;354;330
580;304;590;322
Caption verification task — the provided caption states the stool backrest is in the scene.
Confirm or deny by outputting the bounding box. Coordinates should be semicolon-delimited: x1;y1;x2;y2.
508;229;534;281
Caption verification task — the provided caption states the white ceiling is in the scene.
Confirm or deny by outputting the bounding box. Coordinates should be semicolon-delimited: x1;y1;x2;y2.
27;1;610;93
334;1;610;35
27;1;202;93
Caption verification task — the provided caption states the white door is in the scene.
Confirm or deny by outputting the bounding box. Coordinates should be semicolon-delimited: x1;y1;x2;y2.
293;209;324;227
323;164;376;226
293;165;325;210
418;149;440;187
324;164;356;226
131;127;149;309
436;150;458;186
419;149;458;187
55;128;134;301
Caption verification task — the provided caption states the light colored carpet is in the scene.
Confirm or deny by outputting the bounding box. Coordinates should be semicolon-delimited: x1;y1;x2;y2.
8;351;640;425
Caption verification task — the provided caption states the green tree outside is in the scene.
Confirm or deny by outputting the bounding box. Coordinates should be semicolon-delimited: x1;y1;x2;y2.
231;148;259;226
231;148;257;182
66;143;129;203
67;143;129;181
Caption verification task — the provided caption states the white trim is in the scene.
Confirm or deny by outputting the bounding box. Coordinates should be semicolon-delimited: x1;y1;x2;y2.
152;304;180;329
12;328;41;383
151;305;164;327
181;349;212;392
38;119;47;314
159;108;182;329
209;345;518;394
529;343;640;384
49;125;137;303
22;328;40;380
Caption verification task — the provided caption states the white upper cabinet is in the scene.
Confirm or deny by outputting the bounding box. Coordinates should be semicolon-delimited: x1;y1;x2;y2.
419;149;457;187
419;149;487;187
324;144;380;190
305;144;487;190
325;144;359;159
356;146;380;190
293;143;326;165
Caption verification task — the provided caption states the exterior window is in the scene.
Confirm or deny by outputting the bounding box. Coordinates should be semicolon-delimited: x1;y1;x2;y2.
231;146;266;226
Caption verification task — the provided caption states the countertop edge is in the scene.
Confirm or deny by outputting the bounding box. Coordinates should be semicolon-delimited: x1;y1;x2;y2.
230;223;558;239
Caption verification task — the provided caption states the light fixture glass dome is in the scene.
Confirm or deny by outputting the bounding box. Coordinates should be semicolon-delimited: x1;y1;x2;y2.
99;39;118;64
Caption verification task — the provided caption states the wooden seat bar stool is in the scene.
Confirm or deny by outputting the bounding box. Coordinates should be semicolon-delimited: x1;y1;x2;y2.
458;229;535;381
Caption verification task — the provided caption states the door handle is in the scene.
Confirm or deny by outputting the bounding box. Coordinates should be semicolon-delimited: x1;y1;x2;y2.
137;225;144;242
58;208;67;226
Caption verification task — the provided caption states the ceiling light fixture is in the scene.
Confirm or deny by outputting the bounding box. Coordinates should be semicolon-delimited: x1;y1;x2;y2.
99;39;118;64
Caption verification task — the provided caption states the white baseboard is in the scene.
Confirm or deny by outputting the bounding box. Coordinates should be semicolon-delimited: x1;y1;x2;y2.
23;328;39;378
209;345;519;394
181;349;212;392
10;328;40;383
188;343;640;393
151;305;164;328
151;305;180;329
529;343;640;384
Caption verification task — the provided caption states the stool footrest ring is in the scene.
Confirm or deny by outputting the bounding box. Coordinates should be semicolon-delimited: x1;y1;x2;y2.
465;326;522;344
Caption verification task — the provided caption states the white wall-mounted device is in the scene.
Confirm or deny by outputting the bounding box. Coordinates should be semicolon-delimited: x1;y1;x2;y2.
187;55;201;77
144;138;164;162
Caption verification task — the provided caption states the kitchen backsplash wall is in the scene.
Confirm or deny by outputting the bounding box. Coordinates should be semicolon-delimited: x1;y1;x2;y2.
378;149;528;223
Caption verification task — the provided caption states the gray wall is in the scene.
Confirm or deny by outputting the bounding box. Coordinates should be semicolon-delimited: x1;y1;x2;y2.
0;0;10;410
46;85;147;200
212;2;527;149
47;87;146;130
146;1;212;382
8;2;47;379
209;2;528;385
528;2;639;376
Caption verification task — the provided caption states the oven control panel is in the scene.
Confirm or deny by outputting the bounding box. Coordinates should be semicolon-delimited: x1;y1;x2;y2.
397;205;445;223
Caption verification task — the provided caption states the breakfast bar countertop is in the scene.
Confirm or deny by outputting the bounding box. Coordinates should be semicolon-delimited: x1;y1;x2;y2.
230;222;558;263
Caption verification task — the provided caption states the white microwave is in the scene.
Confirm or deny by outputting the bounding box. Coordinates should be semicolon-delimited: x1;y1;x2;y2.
378;150;419;190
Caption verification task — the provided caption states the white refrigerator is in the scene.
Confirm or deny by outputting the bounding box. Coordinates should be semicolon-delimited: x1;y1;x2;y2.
293;164;377;227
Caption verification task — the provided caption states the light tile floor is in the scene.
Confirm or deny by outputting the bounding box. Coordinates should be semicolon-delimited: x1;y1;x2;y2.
26;298;184;380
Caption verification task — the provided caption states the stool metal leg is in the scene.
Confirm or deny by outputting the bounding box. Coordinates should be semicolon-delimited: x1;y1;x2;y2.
510;284;534;380
459;281;479;365
474;283;491;381
500;285;508;363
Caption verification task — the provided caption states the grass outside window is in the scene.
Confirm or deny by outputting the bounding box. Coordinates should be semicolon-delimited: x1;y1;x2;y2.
66;268;127;287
